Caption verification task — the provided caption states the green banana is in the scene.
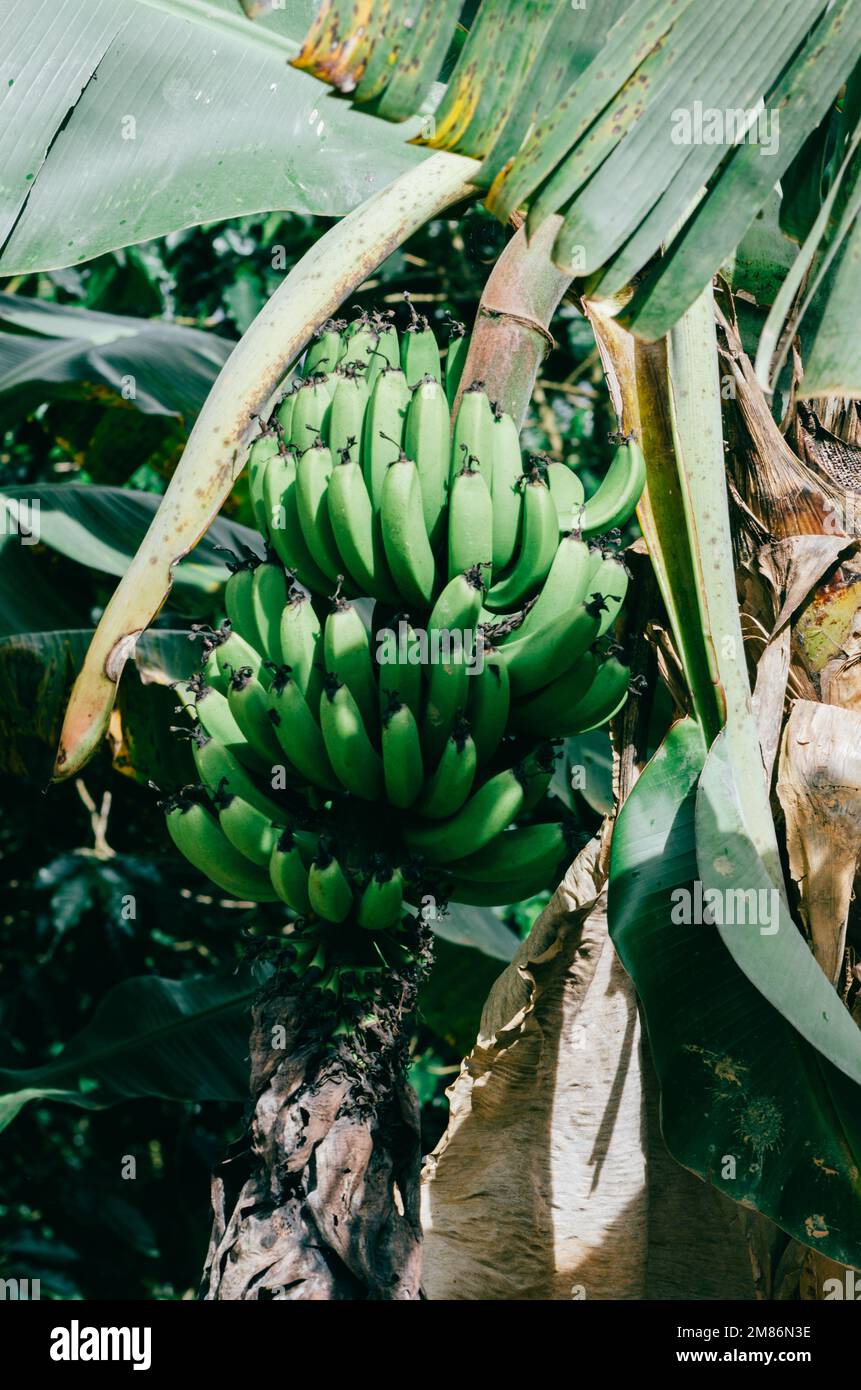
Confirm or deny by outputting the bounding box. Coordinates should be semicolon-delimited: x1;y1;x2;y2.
269;830;312;913
300;937;329;983
564;649;633;734
501;595;606;699
323;598;379;739
226;666;285;765
453;821;570;883
428;566;484;635
266;665;340;793
421;645;469;768
163;794;279;901
261;448;333;595
400;295;441;387
328;444;399;601
247;430;280;534
588;550;630;639
361;368;411;509
250;554;289;664
223;555;262;649
421;569;484;764
451;383;494;486
580;437;646;537
289;375;333;451
176;674;268;775
357;863;404;930
404;374;449;545
465;642;510;765
211;623;271;689
509;650;599;737
273;383;298;440
308;839;353;923
191;729;292;819
485;463;557;611
341;311;397;389
443;865;560;907
375;612;423;719
201;637;228;695
490;406;524;573
295;438;344;585
366;311;400;388
519;750;555;815
303;318;346;378
211;778;279;867
547;459;585;531
414;719;477;819
404;763;525;863
279;587;325;715
328;365;370;458
382;695;424;808
447;451;493;581
444;316;469;408
514;531;594;643
380;445;437;609
320;676;384;801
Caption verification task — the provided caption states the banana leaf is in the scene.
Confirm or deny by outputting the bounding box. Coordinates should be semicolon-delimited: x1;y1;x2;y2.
0;291;231;428
291;0;861;393
698;729;861;1088
431;902;519;963
0;0;427;275
0;484;260;605
0;965;267;1132
609;718;861;1267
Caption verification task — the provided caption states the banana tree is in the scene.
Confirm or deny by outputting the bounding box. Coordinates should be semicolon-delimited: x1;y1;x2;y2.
3;0;861;1300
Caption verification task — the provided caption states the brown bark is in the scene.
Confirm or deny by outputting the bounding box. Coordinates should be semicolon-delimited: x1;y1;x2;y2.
200;931;430;1301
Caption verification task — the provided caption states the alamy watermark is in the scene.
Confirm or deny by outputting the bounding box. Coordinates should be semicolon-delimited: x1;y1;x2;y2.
671;881;779;936
670;100;779;157
1;497;40;545
376;620;485;675
0;1277;40;1299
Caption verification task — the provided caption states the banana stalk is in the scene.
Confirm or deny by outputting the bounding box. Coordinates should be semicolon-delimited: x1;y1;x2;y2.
452;215;572;428
54;151;478;781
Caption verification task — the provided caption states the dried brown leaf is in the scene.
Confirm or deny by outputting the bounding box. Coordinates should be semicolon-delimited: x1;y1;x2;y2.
776;700;861;984
420;827;651;1301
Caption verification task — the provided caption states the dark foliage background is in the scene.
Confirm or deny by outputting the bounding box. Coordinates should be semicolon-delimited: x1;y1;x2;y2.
0;207;613;1299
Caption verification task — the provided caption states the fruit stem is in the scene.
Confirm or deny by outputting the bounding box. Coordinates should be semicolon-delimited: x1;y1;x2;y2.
452;214;572;427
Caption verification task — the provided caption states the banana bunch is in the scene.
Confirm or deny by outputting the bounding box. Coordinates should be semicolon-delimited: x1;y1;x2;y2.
163;301;644;968
247;301;646;613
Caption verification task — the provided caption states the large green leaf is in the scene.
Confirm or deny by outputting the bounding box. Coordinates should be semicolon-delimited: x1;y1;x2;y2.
0;966;265;1132
663;286;781;881
0;291;231;427
609;719;861;1266
795;208;861;397
623;0;861;341
0;0;426;275
560;0;825;287
697;729;861;1087
0;534;83;636
432;902;519;963
294;0;861;391
0;484;260;605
